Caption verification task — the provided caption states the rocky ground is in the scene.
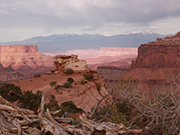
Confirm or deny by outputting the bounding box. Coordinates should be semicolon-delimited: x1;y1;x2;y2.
11;72;110;113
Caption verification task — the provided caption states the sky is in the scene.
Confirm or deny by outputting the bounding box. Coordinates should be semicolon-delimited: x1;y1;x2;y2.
0;0;180;42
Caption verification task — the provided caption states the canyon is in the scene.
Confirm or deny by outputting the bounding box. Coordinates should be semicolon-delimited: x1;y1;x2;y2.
0;45;137;82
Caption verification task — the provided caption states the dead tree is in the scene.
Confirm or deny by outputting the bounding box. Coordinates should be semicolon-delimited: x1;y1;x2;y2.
0;92;142;134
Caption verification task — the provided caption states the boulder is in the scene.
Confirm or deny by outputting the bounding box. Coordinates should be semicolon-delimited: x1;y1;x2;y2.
54;54;89;73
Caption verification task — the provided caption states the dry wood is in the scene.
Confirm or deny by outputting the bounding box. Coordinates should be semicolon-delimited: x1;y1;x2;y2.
0;92;141;135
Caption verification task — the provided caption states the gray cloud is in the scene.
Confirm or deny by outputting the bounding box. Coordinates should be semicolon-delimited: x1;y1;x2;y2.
0;0;180;41
1;0;180;26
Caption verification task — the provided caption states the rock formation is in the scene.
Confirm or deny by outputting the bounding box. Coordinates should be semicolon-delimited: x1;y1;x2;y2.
0;45;54;69
131;38;180;69
0;45;55;82
121;31;180;87
54;54;89;73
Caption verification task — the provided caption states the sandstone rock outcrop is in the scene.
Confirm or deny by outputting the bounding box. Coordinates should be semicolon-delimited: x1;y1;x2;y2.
131;39;180;69
54;54;89;73
122;31;180;86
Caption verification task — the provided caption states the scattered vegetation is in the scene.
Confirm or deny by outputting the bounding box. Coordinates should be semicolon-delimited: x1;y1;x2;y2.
30;79;33;82
64;68;74;75
83;73;94;81
16;80;19;83
67;77;74;84
80;80;87;85
62;82;72;88
50;81;57;87
0;83;42;111
34;73;41;78
90;77;180;135
44;95;83;117
0;83;83;119
44;79;47;81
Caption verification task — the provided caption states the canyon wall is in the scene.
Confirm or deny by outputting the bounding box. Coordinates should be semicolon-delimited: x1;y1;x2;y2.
0;45;54;82
122;31;180;85
131;40;180;69
0;45;54;70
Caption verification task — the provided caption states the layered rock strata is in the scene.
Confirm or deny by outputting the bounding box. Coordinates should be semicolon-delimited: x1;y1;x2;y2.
122;31;180;85
0;45;54;69
0;45;54;82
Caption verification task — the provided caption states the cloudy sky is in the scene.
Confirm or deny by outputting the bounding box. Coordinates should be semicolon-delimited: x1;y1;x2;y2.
0;0;180;42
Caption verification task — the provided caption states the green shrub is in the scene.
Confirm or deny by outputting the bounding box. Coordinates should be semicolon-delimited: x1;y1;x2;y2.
0;83;22;102
20;90;42;111
80;80;87;85
83;74;94;81
50;81;57;87
64;68;74;75
72;117;80;125
62;82;72;88
60;101;83;114
34;73;41;78
67;77;74;84
50;70;55;73
44;94;61;113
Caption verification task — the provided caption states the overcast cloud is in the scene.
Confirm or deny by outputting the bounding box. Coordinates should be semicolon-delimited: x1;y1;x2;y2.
0;0;180;42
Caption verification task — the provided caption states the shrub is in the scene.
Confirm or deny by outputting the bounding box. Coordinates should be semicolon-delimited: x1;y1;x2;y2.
67;77;74;84
60;101;83;114
72;117;80;125
44;94;61;113
0;83;22;102
20;90;42;111
50;70;55;73
83;74;94;81
64;68;74;75
54;85;62;90
34;73;41;78
50;81;57;87
80;80;87;85
62;82;72;88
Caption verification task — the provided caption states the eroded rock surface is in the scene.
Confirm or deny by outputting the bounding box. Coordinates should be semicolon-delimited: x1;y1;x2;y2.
0;45;54;82
54;54;89;73
0;45;54;69
121;31;180;89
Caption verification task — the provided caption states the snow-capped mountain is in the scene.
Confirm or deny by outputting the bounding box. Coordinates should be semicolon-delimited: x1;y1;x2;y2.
0;31;169;53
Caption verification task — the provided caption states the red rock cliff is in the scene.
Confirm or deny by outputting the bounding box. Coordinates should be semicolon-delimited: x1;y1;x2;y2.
122;31;180;84
0;45;54;70
131;40;180;69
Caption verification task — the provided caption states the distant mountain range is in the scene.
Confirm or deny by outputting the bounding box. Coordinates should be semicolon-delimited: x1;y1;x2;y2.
0;31;170;53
